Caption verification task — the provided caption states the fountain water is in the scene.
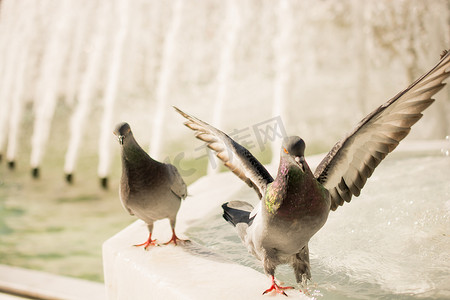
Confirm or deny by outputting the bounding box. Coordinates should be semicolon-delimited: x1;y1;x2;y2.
63;1;106;183
208;0;241;175
97;0;130;188
0;0;20;163
5;18;29;168
270;0;294;168
29;0;74;177
0;0;448;183
149;0;184;160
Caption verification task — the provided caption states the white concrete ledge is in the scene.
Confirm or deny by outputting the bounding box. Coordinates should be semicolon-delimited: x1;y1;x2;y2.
0;265;106;300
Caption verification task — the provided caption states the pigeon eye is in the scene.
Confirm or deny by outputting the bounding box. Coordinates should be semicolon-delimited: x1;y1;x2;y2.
283;148;289;154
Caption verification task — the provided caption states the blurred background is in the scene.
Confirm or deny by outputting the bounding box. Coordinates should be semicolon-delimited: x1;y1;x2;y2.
0;0;449;284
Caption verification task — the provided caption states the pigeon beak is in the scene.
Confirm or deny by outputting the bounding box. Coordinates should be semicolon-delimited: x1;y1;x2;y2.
295;156;305;172
118;135;124;145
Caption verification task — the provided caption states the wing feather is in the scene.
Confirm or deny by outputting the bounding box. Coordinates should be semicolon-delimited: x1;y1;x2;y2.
167;164;188;200
174;107;274;198
315;50;450;211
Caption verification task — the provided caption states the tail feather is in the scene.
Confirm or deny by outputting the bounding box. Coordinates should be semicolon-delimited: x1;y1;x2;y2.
222;201;254;227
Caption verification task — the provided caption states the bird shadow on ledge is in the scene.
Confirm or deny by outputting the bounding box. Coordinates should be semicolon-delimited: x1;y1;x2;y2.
177;239;237;265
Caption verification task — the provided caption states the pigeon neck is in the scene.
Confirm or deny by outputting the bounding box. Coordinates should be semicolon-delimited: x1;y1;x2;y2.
264;157;314;216
264;159;296;214
121;135;157;166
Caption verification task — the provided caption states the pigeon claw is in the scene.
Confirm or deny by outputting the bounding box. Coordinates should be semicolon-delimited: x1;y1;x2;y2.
134;234;159;250
163;236;179;245
300;288;311;296
163;229;187;246
262;276;293;296
134;240;159;250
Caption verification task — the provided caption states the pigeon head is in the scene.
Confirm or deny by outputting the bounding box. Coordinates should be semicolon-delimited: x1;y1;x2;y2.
281;136;306;172
113;122;132;145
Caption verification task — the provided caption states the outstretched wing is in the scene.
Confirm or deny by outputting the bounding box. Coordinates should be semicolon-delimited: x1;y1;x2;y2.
174;107;274;199
315;50;450;211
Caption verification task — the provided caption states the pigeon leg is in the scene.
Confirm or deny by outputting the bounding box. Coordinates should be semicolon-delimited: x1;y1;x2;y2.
293;246;311;293
163;219;189;245
134;232;159;249
163;228;183;245
135;224;159;249
262;275;294;296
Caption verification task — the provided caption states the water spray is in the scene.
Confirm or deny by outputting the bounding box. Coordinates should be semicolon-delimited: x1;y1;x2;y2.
149;0;184;160
208;0;241;175
270;0;293;168
30;1;71;172
97;0;129;187
64;1;106;180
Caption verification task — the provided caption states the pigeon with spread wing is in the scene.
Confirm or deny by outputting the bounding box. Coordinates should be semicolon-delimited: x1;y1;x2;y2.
174;50;450;295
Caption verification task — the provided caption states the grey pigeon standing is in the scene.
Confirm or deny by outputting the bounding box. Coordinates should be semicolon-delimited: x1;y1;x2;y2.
114;122;187;249
174;50;450;295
